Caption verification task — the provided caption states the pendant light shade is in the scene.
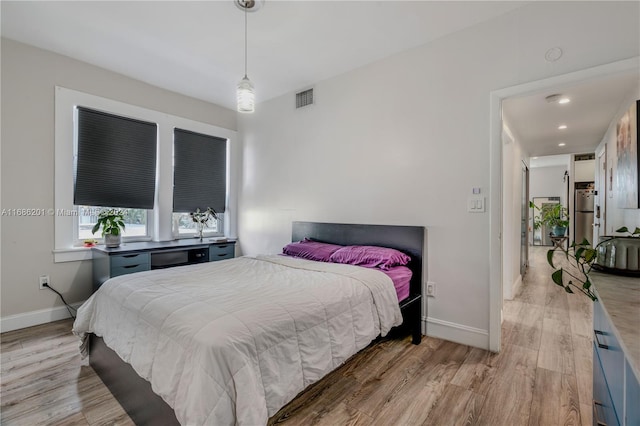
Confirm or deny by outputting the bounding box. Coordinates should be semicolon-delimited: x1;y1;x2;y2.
237;76;255;113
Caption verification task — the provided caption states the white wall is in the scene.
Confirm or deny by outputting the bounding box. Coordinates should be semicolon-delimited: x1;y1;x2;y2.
530;166;569;205
596;84;640;235
238;1;639;349
0;39;237;328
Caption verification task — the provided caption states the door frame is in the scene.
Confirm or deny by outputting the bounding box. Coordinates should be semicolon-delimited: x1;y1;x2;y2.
488;57;639;352
594;145;607;242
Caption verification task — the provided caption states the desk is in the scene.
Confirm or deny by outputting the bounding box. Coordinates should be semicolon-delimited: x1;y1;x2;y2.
550;235;568;249
92;239;236;292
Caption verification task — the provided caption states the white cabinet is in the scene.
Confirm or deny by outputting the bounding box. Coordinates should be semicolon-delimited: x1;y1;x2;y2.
575;159;595;182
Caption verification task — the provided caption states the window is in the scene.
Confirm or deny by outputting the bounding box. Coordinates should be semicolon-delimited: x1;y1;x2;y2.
172;128;227;239
78;206;149;241
54;87;237;262
72;107;156;244
172;212;223;237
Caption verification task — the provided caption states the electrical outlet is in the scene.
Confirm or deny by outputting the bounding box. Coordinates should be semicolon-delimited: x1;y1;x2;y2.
39;275;49;290
426;281;436;297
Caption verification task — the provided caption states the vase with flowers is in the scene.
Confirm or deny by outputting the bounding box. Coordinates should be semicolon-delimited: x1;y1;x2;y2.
190;207;218;241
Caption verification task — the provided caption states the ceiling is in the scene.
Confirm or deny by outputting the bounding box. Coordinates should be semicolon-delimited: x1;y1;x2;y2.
1;1;528;110
2;1;636;160
503;71;639;159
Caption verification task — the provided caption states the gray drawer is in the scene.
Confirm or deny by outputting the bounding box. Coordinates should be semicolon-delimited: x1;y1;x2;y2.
209;243;235;262
111;263;151;278
594;300;624;419
111;252;150;268
593;344;620;426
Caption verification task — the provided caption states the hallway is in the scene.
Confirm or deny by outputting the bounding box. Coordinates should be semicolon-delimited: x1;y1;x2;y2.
500;245;593;425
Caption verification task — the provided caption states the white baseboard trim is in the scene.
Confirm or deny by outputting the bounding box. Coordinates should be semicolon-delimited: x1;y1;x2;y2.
424;316;489;350
1;302;85;333
512;274;523;299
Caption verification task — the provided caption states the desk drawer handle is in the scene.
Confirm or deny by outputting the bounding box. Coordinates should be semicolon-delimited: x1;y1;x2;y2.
122;254;140;258
594;330;609;350
216;245;228;249
124;264;141;269
592;400;607;426
217;253;228;257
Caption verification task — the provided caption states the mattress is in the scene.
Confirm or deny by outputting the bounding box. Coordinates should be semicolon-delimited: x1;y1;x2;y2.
73;254;402;425
381;266;412;302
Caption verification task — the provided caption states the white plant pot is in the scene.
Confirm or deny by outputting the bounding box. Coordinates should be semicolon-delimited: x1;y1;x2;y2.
105;234;121;248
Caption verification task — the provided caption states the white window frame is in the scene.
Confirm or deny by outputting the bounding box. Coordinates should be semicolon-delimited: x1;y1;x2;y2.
54;87;237;262
74;206;153;244
171;212;225;240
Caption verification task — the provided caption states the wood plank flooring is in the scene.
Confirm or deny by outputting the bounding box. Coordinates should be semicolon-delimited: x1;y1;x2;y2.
1;246;592;425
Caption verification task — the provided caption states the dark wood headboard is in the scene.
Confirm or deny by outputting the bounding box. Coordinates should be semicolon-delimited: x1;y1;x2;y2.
291;221;425;299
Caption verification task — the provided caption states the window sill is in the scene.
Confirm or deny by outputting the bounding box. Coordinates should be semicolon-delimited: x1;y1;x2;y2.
53;247;93;263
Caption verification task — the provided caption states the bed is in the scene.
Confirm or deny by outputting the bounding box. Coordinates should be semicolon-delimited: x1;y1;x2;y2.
74;221;424;425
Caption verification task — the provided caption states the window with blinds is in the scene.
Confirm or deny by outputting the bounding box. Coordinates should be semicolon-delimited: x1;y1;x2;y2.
74;107;157;209
172;128;227;214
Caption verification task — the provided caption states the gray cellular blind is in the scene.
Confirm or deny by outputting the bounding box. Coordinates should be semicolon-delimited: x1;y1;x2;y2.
74;107;157;209
173;129;227;213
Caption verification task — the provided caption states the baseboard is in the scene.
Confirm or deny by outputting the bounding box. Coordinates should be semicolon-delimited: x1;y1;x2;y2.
424;316;489;350
1;302;84;333
511;274;523;299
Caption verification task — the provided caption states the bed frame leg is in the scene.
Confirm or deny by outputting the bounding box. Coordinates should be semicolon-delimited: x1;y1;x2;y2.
411;311;422;344
411;296;422;345
400;294;422;345
412;326;422;344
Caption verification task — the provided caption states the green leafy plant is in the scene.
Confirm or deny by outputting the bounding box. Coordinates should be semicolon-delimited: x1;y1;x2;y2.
530;201;569;230
547;226;640;301
91;209;126;237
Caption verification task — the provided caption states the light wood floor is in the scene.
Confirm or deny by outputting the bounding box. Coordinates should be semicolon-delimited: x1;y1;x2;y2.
1;246;592;425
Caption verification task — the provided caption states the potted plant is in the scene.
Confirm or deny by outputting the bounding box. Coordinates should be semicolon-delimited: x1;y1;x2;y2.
530;201;570;237
190;207;218;241
92;209;126;247
547;226;640;301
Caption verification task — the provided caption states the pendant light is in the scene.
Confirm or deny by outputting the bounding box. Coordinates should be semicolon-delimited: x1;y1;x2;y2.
236;0;257;113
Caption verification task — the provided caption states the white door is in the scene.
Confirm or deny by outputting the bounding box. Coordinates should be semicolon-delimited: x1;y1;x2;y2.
594;147;606;243
520;162;529;276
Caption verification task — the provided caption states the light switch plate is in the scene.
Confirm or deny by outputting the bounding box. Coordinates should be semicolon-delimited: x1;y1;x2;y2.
468;196;485;213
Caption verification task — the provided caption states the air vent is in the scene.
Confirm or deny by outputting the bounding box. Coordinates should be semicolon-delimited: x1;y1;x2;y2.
575;153;595;161
296;89;314;109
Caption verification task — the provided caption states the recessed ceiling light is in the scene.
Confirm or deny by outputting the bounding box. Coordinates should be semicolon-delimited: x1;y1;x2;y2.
558;143;566;147
532;157;539;159
545;47;563;62
545;94;571;104
558;124;567;130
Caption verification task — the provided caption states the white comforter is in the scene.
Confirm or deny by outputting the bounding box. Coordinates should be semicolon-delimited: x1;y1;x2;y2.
73;255;403;425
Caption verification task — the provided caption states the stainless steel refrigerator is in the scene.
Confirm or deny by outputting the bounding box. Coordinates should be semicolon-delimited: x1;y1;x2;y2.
575;189;595;244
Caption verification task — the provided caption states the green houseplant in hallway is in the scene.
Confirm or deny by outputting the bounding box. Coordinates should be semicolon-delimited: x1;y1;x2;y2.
530;201;570;236
92;209;126;247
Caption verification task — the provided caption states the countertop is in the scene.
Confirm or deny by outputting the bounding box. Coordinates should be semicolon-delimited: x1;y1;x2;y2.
591;271;640;381
91;238;236;254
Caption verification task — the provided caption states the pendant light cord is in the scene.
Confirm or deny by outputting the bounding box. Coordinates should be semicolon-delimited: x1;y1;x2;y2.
244;2;248;78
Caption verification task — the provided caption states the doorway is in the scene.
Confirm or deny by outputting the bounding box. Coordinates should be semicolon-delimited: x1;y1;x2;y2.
489;57;639;353
531;196;560;246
